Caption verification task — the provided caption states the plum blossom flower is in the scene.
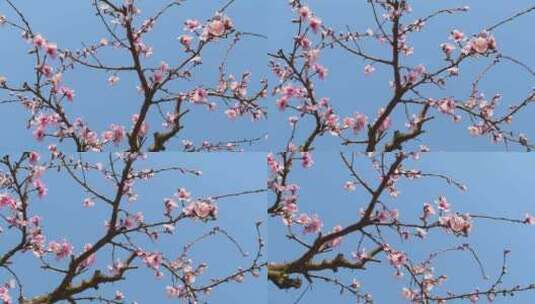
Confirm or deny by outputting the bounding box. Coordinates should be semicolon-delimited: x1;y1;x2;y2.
225;108;239;120
309;17;322;33
79;243;96;269
48;239;73;260
298;6;311;19
524;213;535;225
102;124;125;145
467;32;497;55
301;152;314;168
363;64;375;75
175;188;191;202
440;43;455;57
33;34;46;48
183;200;217;220
166;285;183;298
0;286;11;304
45;42;58;59
60;87;75;102
0;194;16;210
28;151;40;165
386;248;407;269
184;19;200;32
190;88;208;103
33;179;47;198
344;181;356;191
108;75;120;86
327;225;343;247
296;213;323;234
449;29;465;42
436;195;450;211
114;290;124;301
83;198;95;208
178;34;193;49
440;213;472;235
207;19;225;37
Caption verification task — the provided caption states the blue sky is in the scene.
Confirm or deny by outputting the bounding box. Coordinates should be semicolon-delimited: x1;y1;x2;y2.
1;0;534;151
269;152;535;303
0;152;267;303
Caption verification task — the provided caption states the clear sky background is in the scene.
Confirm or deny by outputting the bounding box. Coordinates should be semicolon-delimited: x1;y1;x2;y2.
269;153;535;303
0;153;267;303
0;0;534;151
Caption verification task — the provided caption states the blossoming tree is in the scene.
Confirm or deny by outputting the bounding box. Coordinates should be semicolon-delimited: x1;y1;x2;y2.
0;0;268;152
268;152;535;303
0;151;266;303
3;0;535;303
266;1;535;303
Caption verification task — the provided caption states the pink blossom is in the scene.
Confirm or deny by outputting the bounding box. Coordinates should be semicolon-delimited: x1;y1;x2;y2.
108;75;120;86
298;6;311;19
301;152;314;168
327;225;343;247
45;42;58;59
225;108;239;120
0;195;16;210
60;87;75;102
184;19;200;32
37;64;53;78
178;35;193;48
309;17;322;33
131;114;149;137
296;213;323;234
114;291;124;301
344;181;356;191
437;97;456;115
33;34;46;48
33;179;47;198
183;200;217;220
191;88;208;103
440;213;472;235
524;213;535;225
79;243;96;269
166;286;183;298
471;36;489;53
0;286;11;304
440;43;455;56
141;251;162;271
468;32;497;54
28;151;40;165
387;249;407;269
175;188;191;201
83;198;95;208
48;239;73;260
103;124;125;145
450;29;465;42
314;64;328;79
207;19;226;37
363;64;375;75
436;195;450;211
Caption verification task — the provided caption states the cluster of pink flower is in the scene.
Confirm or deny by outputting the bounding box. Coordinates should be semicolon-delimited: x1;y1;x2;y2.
295;213;323;234
201;13;233;41
138;251;163;278
47;239;74;260
183;200;218;221
298;6;322;34
385;245;408;278
0;194;16;210
0;281;14;304
439;213;473;236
